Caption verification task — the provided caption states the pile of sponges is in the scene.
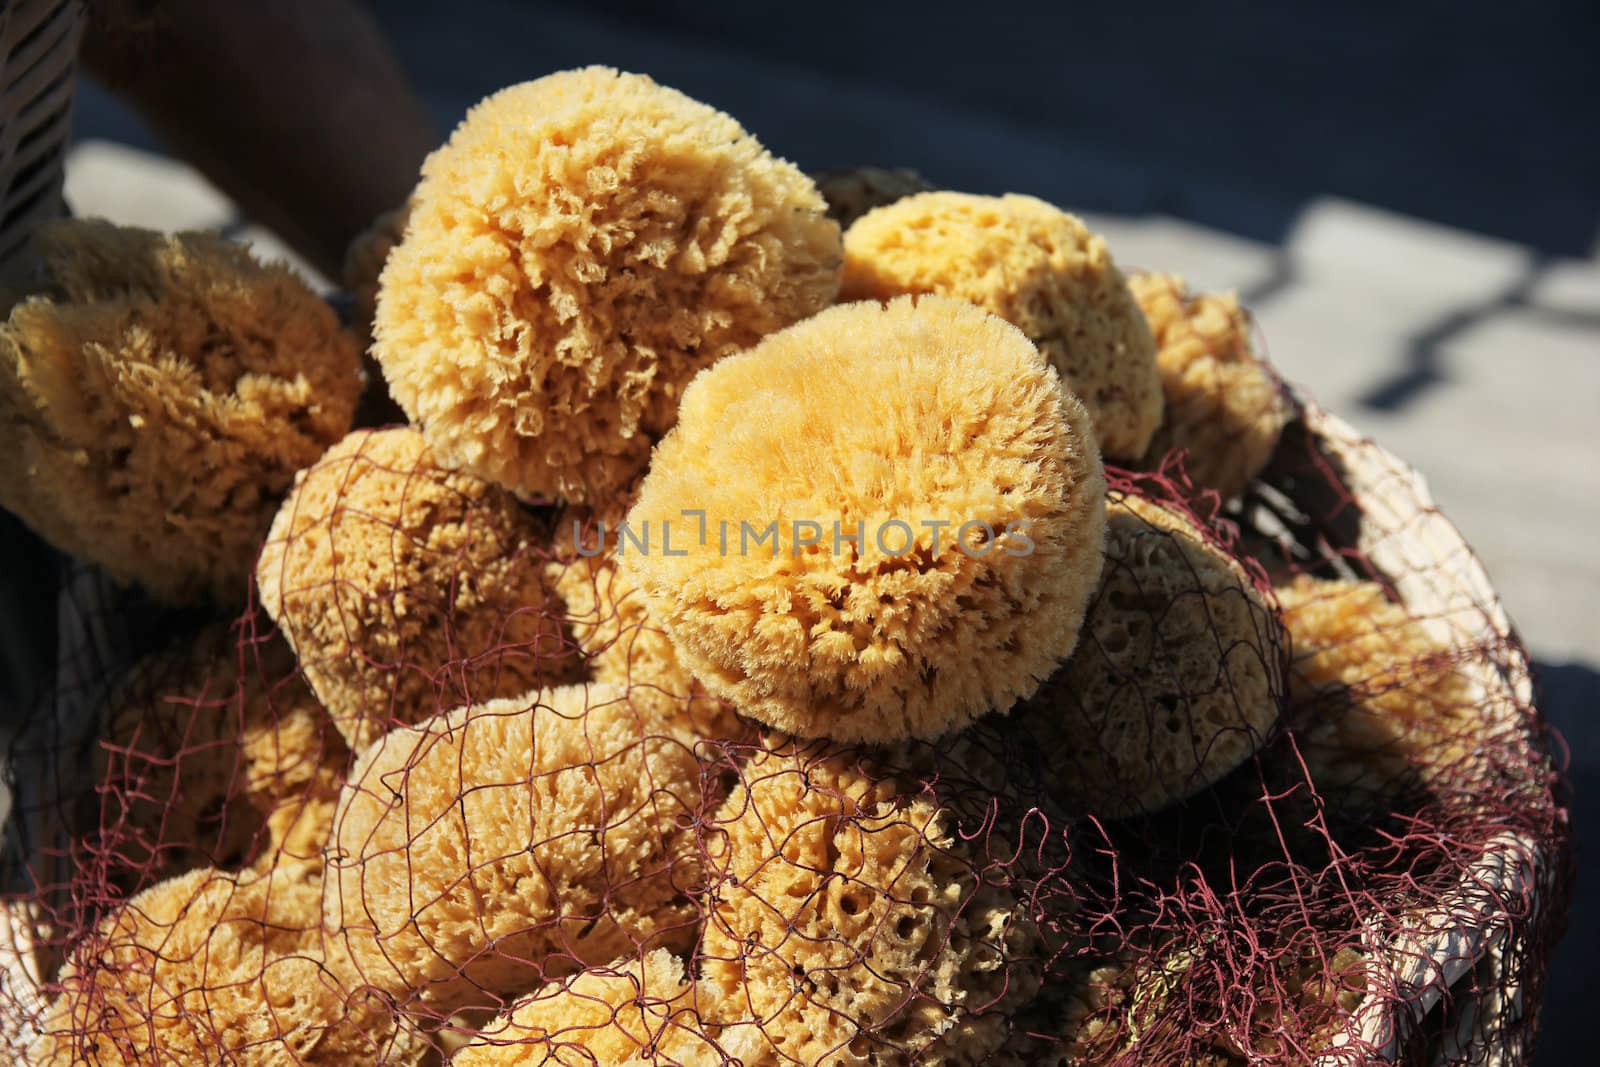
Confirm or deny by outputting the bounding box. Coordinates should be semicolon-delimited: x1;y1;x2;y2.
3;66;1484;1065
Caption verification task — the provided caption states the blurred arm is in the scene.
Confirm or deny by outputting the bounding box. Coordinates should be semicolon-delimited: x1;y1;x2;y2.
80;0;436;279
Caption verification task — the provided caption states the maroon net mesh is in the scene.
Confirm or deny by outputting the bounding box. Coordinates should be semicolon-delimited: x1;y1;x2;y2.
0;391;1573;1064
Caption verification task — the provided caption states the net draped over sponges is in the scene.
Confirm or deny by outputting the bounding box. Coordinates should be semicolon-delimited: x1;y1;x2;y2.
256;426;576;752
372;65;842;503
93;627;347;881
1276;575;1480;807
0;218;361;603
698;736;1041;1065
455;950;745;1066
839;191;1161;461
1020;493;1284;818
323;683;704;1013
1129;272;1290;499
30;867;428;1065
621;295;1107;743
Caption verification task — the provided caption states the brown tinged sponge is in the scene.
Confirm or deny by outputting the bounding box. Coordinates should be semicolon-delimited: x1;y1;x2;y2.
1129;272;1290;499
1275;575;1479;806
94;626;348;881
1020;495;1283;818
622;295;1107;744
840;192;1161;460
812;165;935;228
455;950;751;1066
30;867;430;1066
699;736;1041;1066
372;66;842;503
323;683;705;1014
256;426;578;752
0;219;361;604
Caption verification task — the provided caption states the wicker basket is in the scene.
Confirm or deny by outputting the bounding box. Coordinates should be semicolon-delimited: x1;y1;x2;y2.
0;0;80;284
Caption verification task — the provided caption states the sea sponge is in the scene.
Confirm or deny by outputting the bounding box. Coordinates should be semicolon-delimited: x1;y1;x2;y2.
812;166;934;228
840;192;1161;460
256;427;578;752
549;492;743;742
455;950;752;1066
1020;495;1282;818
324;683;704;1013
94;626;348;880
1129;273;1289;499
700;737;1041;1066
342;203;410;348
1275;576;1479;805
0;218;361;603
622;296;1107;743
30;867;429;1065
373;66;841;502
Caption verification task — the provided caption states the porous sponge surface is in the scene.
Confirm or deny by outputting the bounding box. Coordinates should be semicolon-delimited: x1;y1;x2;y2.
1130;272;1289;499
699;736;1041;1066
0;219;361;603
840;192;1161;460
373;66;841;502
31;867;429;1065
256;427;578;752
324;683;704;1013
1276;575;1478;804
1023;495;1282;818
456;950;745;1066
622;295;1107;743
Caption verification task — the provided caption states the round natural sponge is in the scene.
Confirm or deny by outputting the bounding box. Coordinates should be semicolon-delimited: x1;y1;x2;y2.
1129;272;1289;499
31;867;429;1065
95;626;348;880
0;218;361;603
699;736;1042;1066
840;192;1161;460
373;66;842;502
324;683;705;1013
456;950;750;1066
622;295;1107;743
1020;495;1283;818
1275;575;1479;805
256;427;578;752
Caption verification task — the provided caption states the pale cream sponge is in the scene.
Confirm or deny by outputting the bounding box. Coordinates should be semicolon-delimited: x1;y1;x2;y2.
372;66;841;502
323;683;704;1013
841;191;1161;460
622;295;1107;744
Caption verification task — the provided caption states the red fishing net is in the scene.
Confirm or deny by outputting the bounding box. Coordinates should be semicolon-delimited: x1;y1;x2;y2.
0;391;1572;1065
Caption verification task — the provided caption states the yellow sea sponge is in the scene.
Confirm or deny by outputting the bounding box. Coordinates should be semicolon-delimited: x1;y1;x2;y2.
812;165;934;228
373;66;841;502
31;867;429;1065
455;950;751;1066
1021;495;1282;818
1275;576;1479;805
324;683;704;1013
622;296;1107;743
840;192;1161;460
1129;273;1289;499
700;737;1041;1066
95;626;348;881
256;427;578;752
0;219;361;603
